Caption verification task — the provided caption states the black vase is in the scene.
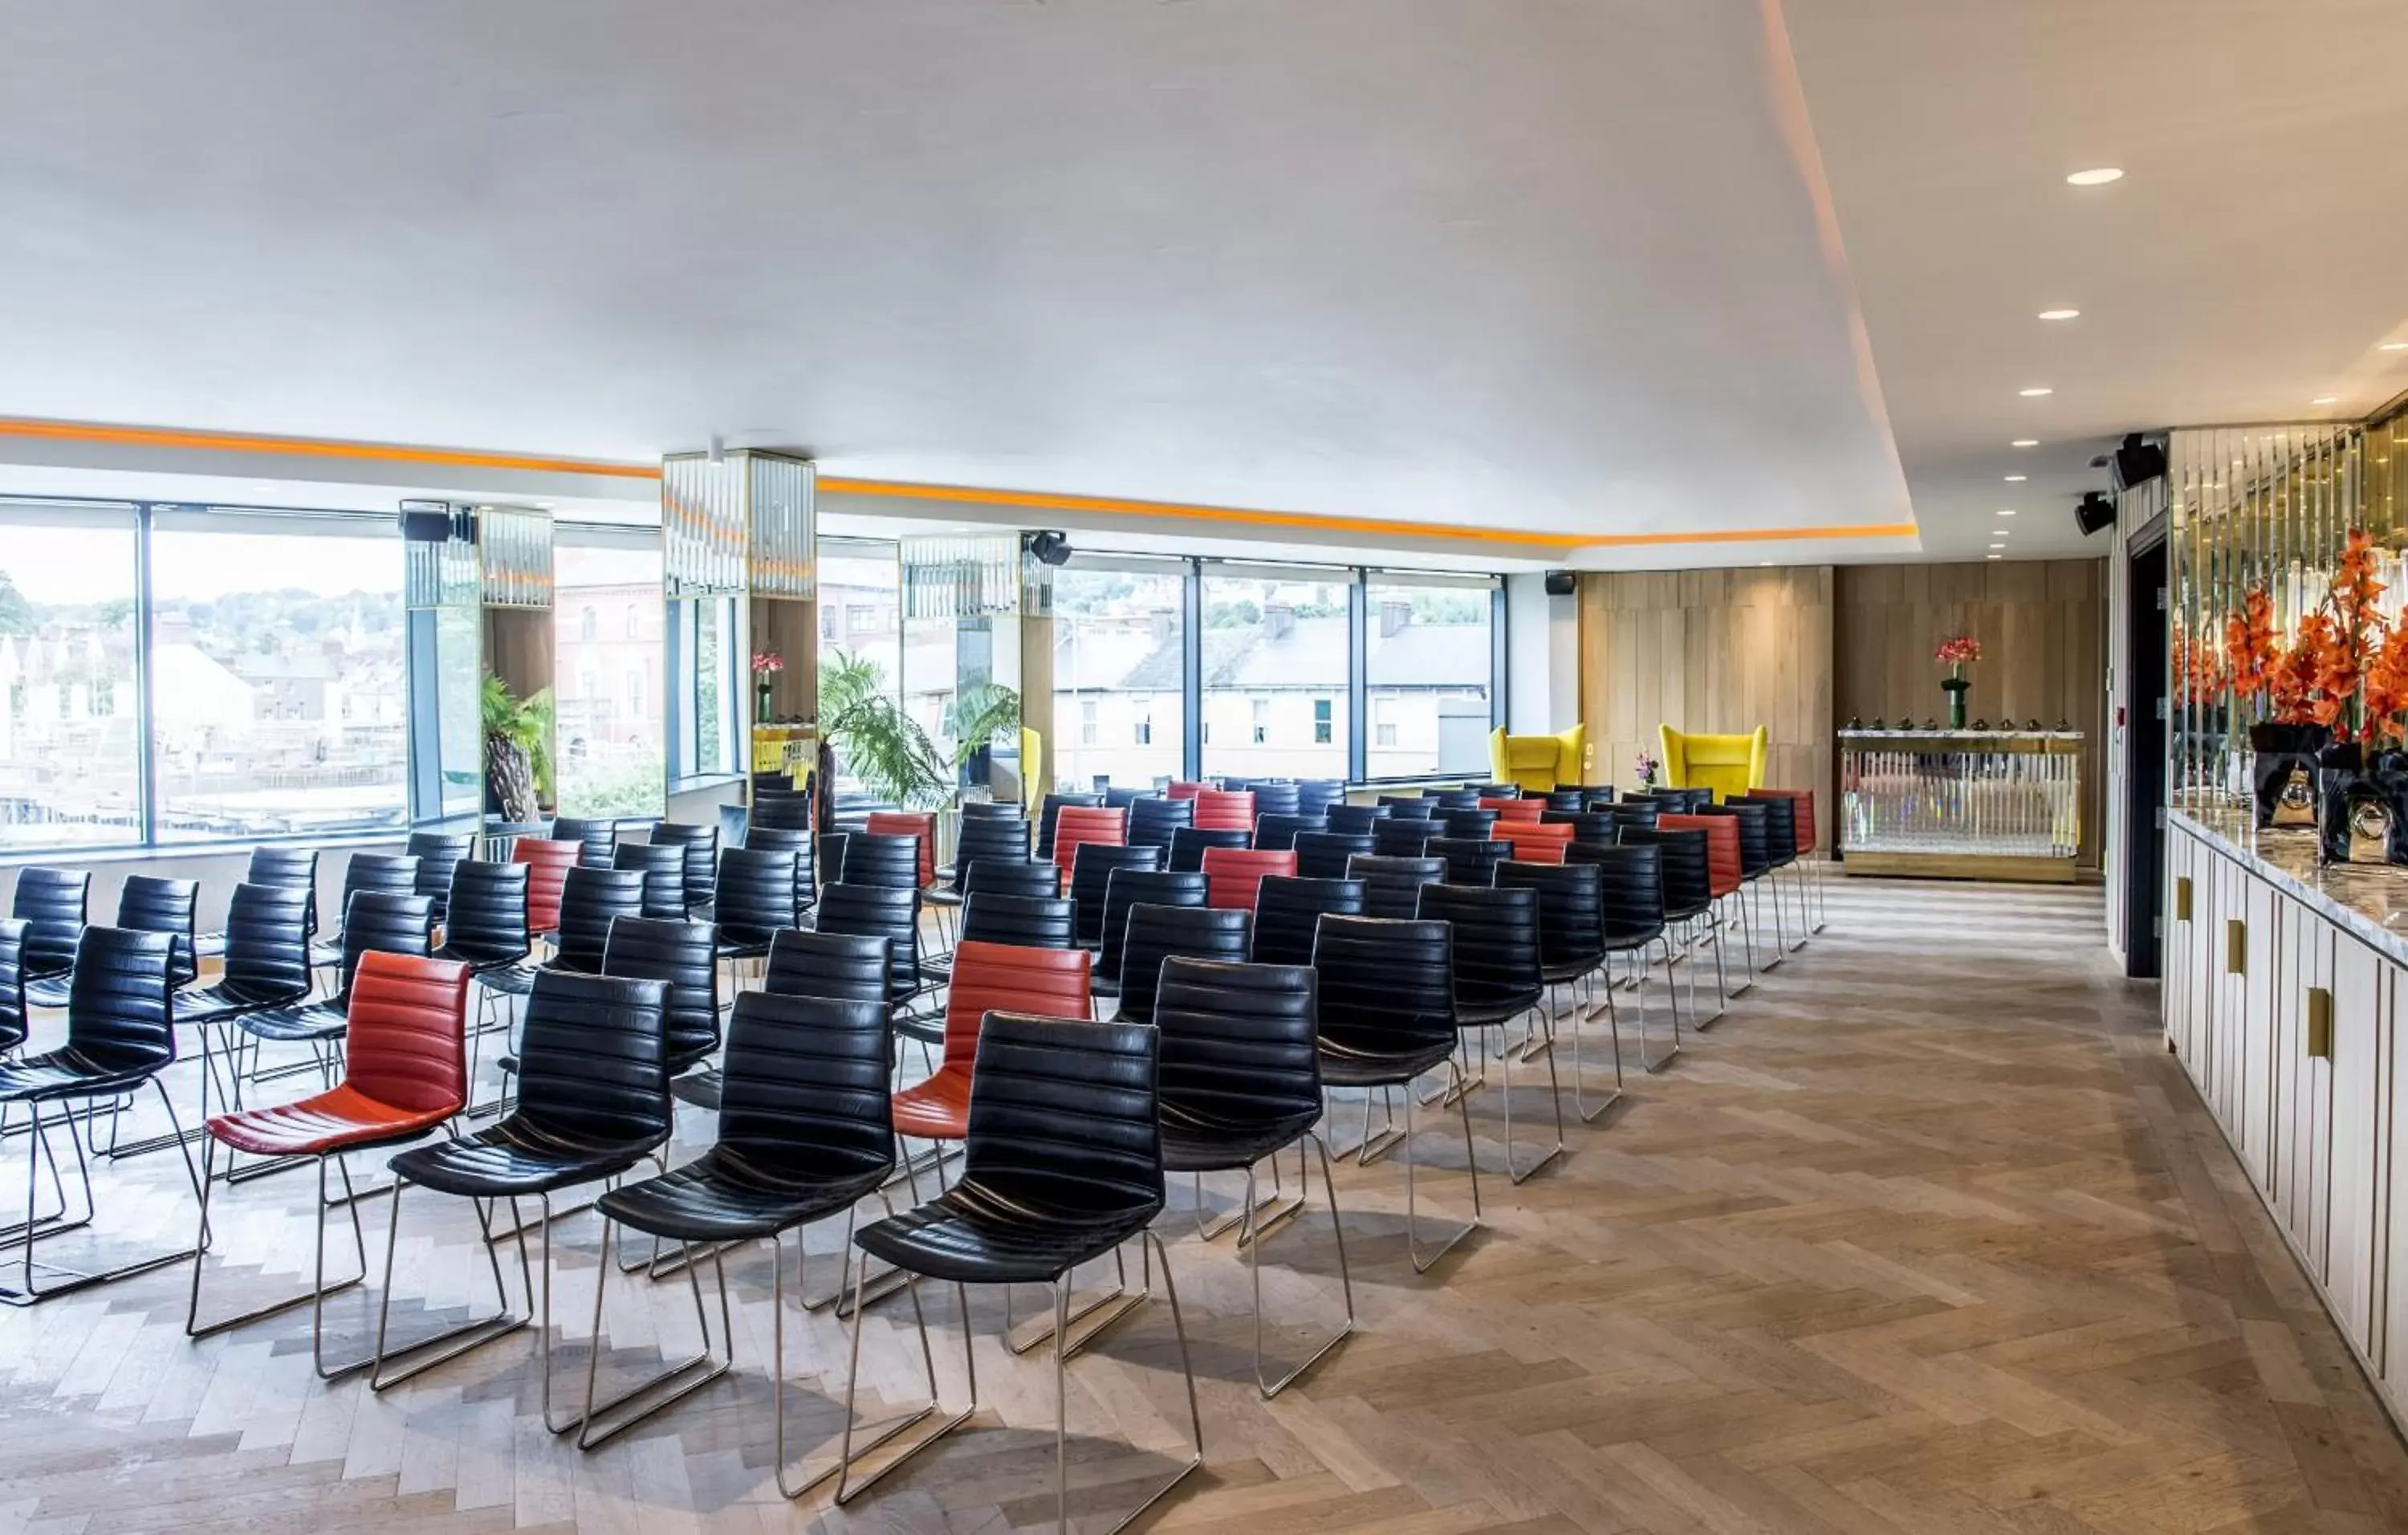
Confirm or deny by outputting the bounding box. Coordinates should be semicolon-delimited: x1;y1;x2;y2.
2249;722;2329;830
2316;742;2408;865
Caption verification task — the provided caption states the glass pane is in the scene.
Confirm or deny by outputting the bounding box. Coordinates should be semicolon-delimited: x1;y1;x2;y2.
1055;564;1186;791
0;507;140;849
555;542;665;816
1365;578;1494;776
689;596;740;776
1200;569;1349;780
818;544;903;801
151;519;409;841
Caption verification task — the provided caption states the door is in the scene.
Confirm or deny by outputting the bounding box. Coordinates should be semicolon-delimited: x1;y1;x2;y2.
2124;525;2169;977
2329;934;2386;1354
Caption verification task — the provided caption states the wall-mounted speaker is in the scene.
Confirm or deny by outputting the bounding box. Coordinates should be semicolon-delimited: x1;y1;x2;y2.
2113;433;2167;491
1543;568;1577;597
398;500;458;542
2075;491;2117;537
1025;529;1072;567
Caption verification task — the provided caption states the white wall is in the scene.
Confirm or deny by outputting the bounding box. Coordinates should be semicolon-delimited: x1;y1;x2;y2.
1504;572;1580;735
2;839;395;931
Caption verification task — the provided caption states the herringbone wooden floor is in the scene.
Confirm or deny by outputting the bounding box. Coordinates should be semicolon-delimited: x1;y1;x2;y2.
2;877;2405;1533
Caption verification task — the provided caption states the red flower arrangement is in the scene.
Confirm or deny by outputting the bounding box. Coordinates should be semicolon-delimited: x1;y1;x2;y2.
750;650;785;675
1934;634;1981;667
2231;531;2397;742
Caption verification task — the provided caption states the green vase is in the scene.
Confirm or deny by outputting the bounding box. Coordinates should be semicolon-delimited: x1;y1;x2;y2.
1941;671;1970;730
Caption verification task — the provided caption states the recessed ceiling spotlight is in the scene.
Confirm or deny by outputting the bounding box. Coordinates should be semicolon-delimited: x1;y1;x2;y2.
1998;509;2017;516
2313;396;2340;405
2037;308;2081;321
2066;167;2124;186
1758;560;1773;568
2383;341;2408;352
2011;438;2040;449
1992;530;2011;537
2019;386;2054;397
2003;474;2028;482
1987;552;2005;560
1990;544;2006;551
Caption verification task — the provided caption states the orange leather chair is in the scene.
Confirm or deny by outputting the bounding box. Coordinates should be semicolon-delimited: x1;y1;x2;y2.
1201;847;1298;912
1192;789;1255;833
890;941;1092;1142
1494;822;1572;865
1167;781;1207;801
866;811;938;887
1479;796;1545;823
511;837;581;936
1660;813;1741;899
1051;805;1127;883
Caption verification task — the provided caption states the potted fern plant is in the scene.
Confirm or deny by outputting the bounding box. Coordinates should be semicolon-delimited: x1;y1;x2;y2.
482;674;554;824
816;649;948;808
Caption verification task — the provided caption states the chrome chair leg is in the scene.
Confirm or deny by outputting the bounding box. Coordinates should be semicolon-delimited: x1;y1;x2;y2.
828;1260;976;1506
1569;968;1625;1122
2;1081;201;1306
1251;1132;1355;1398
1496;1012;1565;1184
1005;1241;1146;1359
575;1222;734;1449
1405;1059;1481;1273
776;1194;943;1499
186;1142;380;1378
368;1180;527;1391
1195;1145;1301;1244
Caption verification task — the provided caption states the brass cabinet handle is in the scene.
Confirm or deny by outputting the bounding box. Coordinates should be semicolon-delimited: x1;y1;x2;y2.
2226;918;2246;975
2175;877;2192;922
2306;987;2333;1059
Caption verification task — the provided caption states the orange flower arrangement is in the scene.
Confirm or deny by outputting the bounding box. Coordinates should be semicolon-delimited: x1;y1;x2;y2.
2365;623;2408;743
2223;587;2279;700
2271;610;2333;727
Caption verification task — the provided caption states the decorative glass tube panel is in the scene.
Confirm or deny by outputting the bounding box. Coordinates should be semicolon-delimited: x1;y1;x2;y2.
901;533;1023;620
661;453;746;596
1840;731;2082;861
745;451;816;599
478;505;555;609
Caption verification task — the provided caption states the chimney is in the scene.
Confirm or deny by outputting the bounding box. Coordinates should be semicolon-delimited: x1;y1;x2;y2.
1264;604;1296;641
1380;600;1410;639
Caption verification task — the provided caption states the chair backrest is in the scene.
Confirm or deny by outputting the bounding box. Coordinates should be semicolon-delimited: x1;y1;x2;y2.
1323;804;1389;837
405;833;473;911
611;841;689;920
511;836;583;934
750;788;814;833
950;814;1032;891
1612;828;1707;918
1293;830;1377;881
601;916;721;1073
1426;836;1509;887
1479;796;1544;823
1497;859;1607;973
763;928;892;1007
551;816;619;868
717;991;897;1180
1660;813;1742;896
1192;788;1255;833
1296;780;1346;818
1200;846;1298;912
246;847;321;936
741;824;818;911
1100;785;1147;809
1570;841;1669;940
1701;803;1771;877
512;971;672;1150
811;882;922;1004
714;846;800;939
1495;822;1573;865
1098;869;1209;983
942;940;1092;1074
1068;841;1165;945
1126;795;1195;852
1416;883;1542;1021
116;874;201;986
960;1012;1164;1228
1250;875;1365;968
817;832;850;885
10;866;89;979
342;951;471;1117
1727;795;1799;865
340;853;421;907
1117;903;1251;1026
1544;790;1589;815
1749;787;1817;853
1344;853;1446;920
645;822;721;910
1035;792;1105;860
1248;782;1303;819
220;881;314;1004
441;861;532;963
963;857;1063;901
1169;825;1251;872
1166;780;1206;801
1541;810;1621;845
338;890;437;997
66;926;178;1077
1659;724;1766;803
1251;812;1328;852
1609;800;1662;834
1154;957;1321;1139
0;918;26;1052
1371;818;1439;858
1310;914;1454;1061
1377;794;1434;816
1440;808;1498;841
838;831;922;892
1051;805;1128;877
864;811;937;887
1431;788;1481;810
961;891;1077;949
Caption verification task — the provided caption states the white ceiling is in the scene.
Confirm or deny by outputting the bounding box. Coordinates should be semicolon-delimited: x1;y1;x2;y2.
0;0;2401;568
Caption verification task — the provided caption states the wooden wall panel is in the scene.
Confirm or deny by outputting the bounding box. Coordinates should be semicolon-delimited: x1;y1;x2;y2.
1832;559;2106;867
1576;568;1834;846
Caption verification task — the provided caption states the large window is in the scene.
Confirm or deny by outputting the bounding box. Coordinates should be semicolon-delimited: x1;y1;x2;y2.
0;503;140;849
1365;573;1496;778
555;535;665;816
818;540;902;802
1199;567;1351;782
150;511;408;841
1054;559;1186;792
673;595;742;781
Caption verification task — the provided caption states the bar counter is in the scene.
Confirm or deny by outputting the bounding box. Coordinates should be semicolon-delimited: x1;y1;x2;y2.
1837;727;2083;882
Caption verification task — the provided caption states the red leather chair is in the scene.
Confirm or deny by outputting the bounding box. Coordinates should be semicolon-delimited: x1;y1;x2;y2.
1051;805;1127;882
511;837;581;936
890;941;1092;1142
1479;796;1545;824
1192;788;1255;833
1166;781;1206;801
1495;822;1572;864
1200;846;1298;912
186;951;471;1376
866;810;938;888
1750;788;1822;934
1661;813;1741;899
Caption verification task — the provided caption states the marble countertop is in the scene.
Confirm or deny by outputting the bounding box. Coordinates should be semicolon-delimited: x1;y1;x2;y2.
2172;806;2408;967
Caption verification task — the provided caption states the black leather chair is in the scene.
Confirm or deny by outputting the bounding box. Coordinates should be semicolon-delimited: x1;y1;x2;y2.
236;890;437;1059
742;825;819;919
1344;853;1445;920
1310;915;1478;1272
26;874;198;1009
1127;795;1194;853
1727;794;1804;955
1033;791;1104;862
1169;825;1250;872
1293;831;1376;881
372;971;671;1419
1095;869;1208;998
1430;788;1481;811
831;1012;1201;1528
1249;876;1365;969
308;854;419;968
960;857;1060;902
1068;843;1164;947
544;867;645;975
1251;813;1327;853
750;788;814;833
177;882;312;1029
1499;859;1617;1121
584;991;897;1460
714;848;799;963
957;799;1019;820
246;848;323;943
1248;782;1303;820
548;816;618;869
1100;785;1148;810
816;832;851;886
935;813;1030;901
649;823;721;916
959;893;1076;950
612;842;689;922
1296;780;1347;818
836;832;920;894
1427;836;1509;887
1114;904;1251;1027
1544;790;1588;815
605;918;722;1080
811;883;925;1031
1439;808;1498;841
9;867;88;983
1377;794;1436;817
1473;783;1522;800
1700;802;1775;976
0;919;24;1055
432;861;532;979
0;926;198;1303
1417;883;1560;1183
1608;800;1661;834
406;832;474;923
1540;810;1620;846
763;929;891;1008
1371;818;1438;858
1573;839;1686;1069
1322;804;1388;837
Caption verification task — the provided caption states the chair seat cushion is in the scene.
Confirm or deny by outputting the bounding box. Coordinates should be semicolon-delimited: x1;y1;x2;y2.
925;890;963;909
1316;1036;1458;1089
0;1048;160;1104
21;974;74;1011
237;1000;349;1043
717;931;776;959
478;963;540;996
1159;1110;1315;1174
1454;996;1541;1028
890;1074;969;1140
177;982;306;1027
1540;958;1601;985
389;1122;663;1198
308;938;346;968
1601;922;1665;951
207;1085;454;1158
856;1181;1159;1285
596;1149;887;1243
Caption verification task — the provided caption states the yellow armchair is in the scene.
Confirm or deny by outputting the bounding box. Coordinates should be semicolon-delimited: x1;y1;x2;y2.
1487;723;1587;795
1019;725;1043;813
1658;725;1766;804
